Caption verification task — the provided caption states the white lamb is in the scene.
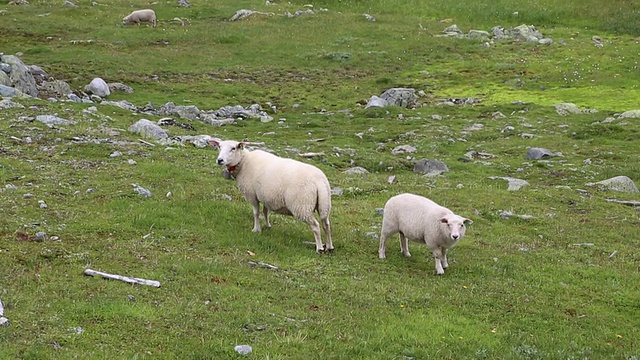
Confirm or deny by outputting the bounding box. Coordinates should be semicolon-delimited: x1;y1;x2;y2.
123;9;157;28
378;193;472;275
209;140;333;253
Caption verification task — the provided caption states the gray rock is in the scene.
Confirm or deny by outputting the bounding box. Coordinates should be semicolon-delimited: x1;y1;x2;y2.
0;71;10;86
331;187;344;196
343;166;369;175
365;95;387;109
442;24;463;37
0;63;11;73
524;147;557;160
85;77;110;97
234;345;252;355
391;145;416;155
101;100;138;111
467;30;490;38
586;176;638;193
28;65;48;78
67;93;82;102
0;84;20;97
64;0;78;7
158;102;201;121
132;184;152;197
108;82;134;94
506;24;543;42
40;80;72;96
538;38;553;45
128;119;168;139
413;159;448;176
36;115;77;127
380;88;418;108
491;26;507;40
1;55;38;97
554;103;582;115
618;110;640;119
0;98;24;109
489;176;529;191
34;231;48;242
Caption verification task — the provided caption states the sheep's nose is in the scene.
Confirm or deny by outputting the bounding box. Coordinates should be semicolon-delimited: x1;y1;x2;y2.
217;158;224;165
452;234;459;240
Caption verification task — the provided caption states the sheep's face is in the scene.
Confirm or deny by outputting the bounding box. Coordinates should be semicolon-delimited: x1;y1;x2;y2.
122;15;131;23
439;216;472;241
209;140;244;168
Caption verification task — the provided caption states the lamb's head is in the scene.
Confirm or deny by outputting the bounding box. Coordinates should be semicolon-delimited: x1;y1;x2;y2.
122;15;131;23
208;140;246;169
438;215;473;241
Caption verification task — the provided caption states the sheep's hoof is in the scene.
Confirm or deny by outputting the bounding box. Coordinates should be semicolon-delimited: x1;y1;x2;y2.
402;252;411;257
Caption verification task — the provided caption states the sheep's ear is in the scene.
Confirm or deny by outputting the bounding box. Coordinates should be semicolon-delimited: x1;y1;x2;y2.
464;218;473;226
438;217;449;224
238;142;247;149
208;140;219;148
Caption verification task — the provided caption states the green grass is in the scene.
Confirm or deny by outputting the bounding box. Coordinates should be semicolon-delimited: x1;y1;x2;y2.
1;0;640;359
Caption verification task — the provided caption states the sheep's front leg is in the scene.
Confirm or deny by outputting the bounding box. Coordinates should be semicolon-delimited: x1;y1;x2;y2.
431;248;445;275
441;247;449;269
251;203;262;232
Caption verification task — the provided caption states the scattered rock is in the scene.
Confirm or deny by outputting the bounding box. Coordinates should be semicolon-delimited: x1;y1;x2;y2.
617;110;640;119
586;176;638;193
391;145;416;155
380;88;418;108
36;115;77;127
343;166;369;175
128;119;169;139
524;147;558;160
489;176;529;191
413;159;448;176
1;54;38;97
85;77;110;97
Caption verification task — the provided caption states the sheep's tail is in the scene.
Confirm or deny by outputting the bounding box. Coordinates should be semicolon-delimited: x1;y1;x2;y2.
316;180;332;220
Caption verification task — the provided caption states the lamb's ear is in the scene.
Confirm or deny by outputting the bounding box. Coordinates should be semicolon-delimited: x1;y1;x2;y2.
208;140;220;148
464;218;473;226
438;217;449;224
238;142;247;149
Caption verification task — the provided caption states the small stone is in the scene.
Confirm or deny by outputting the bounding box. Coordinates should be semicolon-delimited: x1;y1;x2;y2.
34;231;48;242
234;345;252;355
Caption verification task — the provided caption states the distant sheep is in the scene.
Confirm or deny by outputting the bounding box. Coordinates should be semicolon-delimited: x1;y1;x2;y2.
209;140;333;253
123;9;157;28
378;193;472;275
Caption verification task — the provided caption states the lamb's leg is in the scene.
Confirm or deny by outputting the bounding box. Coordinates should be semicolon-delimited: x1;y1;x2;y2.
441;247;449;269
399;232;411;257
431;248;445;275
262;205;271;229
320;217;333;251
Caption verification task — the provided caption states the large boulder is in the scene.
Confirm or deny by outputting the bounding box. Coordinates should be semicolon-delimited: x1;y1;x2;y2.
128;119;169;139
85;77;110;97
1;55;38;97
0;84;21;97
587;176;638;193
380;88;418;108
0;71;11;86
41;80;73;96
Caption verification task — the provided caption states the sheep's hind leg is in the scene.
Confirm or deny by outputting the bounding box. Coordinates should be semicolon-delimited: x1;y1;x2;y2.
304;217;325;253
400;232;411;257
262;205;271;229
320;217;333;251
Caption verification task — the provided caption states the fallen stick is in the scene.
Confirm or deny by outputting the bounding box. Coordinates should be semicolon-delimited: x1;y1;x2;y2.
0;297;8;327
299;152;325;158
247;261;278;270
83;268;161;287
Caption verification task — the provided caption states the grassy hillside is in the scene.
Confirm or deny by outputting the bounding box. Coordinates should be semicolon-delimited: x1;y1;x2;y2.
1;0;639;359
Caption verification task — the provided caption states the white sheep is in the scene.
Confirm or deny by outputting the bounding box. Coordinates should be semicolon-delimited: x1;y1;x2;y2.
378;193;472;275
123;9;157;28
209;140;333;253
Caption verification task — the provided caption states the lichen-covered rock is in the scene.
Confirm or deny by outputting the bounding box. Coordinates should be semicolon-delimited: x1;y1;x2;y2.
413;159;448;176
128;119;168;139
380;88;418;108
524;147;558;160
586;176;638;193
1;54;38;97
41;80;73;96
618;110;640;119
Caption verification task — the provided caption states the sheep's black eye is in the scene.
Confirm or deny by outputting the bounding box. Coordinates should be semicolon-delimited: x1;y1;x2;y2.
231;147;236;151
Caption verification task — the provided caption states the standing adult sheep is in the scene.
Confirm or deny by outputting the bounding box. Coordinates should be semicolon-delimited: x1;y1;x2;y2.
209;140;334;253
378;193;472;275
122;9;157;28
